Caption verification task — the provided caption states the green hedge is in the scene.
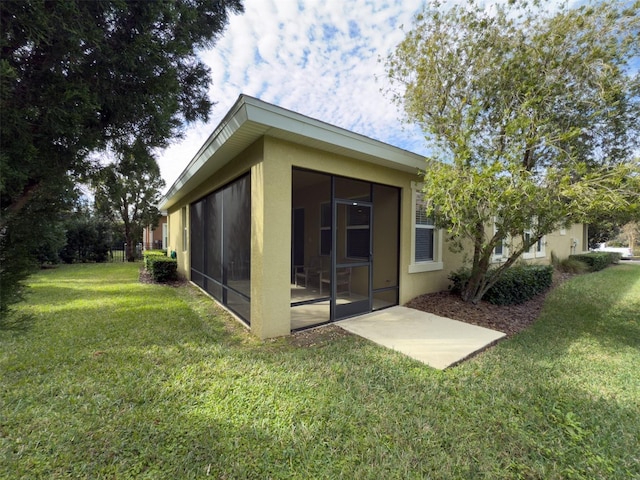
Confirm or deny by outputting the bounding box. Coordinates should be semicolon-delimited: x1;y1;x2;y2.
568;252;620;272
143;251;177;283
143;250;167;271
449;264;554;305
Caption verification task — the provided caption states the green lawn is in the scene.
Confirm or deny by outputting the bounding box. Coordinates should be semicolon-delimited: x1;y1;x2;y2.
1;263;639;479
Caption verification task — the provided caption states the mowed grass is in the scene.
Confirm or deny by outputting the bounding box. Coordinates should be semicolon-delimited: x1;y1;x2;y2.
1;262;639;479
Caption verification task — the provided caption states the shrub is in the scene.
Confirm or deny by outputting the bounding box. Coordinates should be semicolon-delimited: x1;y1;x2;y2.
59;217;111;263
569;252;620;272
606;251;623;264
485;265;553;305
150;257;178;283
557;257;590;274
143;250;167;271
449;264;554;305
143;251;177;283
449;268;471;295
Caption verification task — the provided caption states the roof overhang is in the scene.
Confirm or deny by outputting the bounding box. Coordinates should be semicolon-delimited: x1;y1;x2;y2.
159;95;425;210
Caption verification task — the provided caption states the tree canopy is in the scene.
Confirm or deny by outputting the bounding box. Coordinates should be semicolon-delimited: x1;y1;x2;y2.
386;0;640;303
0;0;243;314
93;152;165;262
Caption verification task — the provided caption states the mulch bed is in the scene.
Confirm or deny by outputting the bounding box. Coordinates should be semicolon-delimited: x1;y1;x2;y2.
406;272;575;337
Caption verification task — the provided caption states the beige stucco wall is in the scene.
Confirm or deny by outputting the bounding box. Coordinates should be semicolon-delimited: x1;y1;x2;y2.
166;206;189;275
545;223;589;258
487;222;589;268
250;150;292;338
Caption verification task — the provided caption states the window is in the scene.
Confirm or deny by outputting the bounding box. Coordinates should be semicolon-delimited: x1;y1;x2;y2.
409;182;443;273
320;202;331;256
492;218;508;262
415;211;435;262
523;225;546;259
162;223;168;250
346;203;370;259
181;206;188;251
522;230;534;259
535;236;546;258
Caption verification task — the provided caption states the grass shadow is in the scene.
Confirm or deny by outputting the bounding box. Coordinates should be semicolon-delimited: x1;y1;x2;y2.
0;312;35;332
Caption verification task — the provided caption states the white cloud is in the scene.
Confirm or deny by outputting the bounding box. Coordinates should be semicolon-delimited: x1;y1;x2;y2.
157;0;427;192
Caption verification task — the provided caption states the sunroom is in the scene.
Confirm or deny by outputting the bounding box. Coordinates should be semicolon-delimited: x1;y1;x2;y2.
160;95;453;339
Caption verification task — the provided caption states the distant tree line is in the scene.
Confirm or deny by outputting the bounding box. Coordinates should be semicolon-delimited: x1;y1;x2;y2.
29;194;154;267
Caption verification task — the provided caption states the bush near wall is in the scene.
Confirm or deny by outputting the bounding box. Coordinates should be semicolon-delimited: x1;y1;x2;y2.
143;251;177;283
569;252;621;272
143;250;167;271
450;265;554;305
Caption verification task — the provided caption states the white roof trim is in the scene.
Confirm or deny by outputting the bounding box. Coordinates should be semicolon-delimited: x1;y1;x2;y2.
159;95;425;210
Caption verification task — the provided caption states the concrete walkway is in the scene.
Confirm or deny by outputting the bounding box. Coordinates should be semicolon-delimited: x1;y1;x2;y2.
337;306;506;370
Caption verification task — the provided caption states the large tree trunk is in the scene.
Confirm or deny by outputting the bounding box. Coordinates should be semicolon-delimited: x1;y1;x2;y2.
0;182;42;230
461;221;491;303
461;255;492;304
124;223;136;262
125;241;136;262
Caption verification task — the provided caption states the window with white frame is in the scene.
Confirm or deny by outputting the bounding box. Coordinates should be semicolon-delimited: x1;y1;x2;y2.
522;225;546;259
181;206;188;252
162;223;168;250
492;218;508;262
410;182;443;273
535;235;546;258
522;229;534;259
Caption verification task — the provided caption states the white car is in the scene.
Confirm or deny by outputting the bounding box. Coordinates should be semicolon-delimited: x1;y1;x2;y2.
594;245;633;259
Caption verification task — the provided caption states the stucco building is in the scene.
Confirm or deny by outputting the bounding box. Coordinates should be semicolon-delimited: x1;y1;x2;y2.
159;95;587;339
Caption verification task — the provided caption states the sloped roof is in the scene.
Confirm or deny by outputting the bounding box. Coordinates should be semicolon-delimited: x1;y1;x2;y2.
160;95;425;210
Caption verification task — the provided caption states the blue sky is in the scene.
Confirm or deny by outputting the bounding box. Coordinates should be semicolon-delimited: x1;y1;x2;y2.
157;0;428;191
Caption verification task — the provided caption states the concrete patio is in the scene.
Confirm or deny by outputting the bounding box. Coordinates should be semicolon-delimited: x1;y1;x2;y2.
337;306;507;370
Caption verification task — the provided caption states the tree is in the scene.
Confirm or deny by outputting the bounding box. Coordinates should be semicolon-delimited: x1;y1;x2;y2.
620;221;640;252
587;178;640;248
0;0;243;313
386;0;640;303
58;204;112;264
587;217;623;249
0;176;78;315
93;152;165;262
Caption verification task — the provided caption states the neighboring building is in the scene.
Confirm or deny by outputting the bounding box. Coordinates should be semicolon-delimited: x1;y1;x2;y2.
142;215;167;251
159;95;588;339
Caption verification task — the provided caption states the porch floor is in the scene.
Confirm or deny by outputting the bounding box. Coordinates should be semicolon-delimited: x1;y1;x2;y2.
337;306;506;370
290;285;394;330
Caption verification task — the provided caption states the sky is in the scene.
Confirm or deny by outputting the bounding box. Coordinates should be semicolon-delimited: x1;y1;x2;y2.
155;0;634;193
156;0;428;193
